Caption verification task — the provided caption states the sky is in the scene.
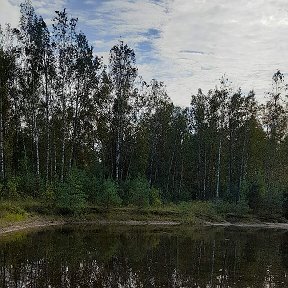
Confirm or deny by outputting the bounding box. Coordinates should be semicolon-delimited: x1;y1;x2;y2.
1;0;288;106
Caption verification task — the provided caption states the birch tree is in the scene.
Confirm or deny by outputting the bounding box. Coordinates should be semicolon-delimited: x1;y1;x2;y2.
109;41;137;181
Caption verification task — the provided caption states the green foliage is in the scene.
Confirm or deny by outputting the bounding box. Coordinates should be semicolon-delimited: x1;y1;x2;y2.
0;181;3;197
19;171;42;197
7;177;20;199
282;189;288;219
178;201;221;223
97;179;122;209
261;186;283;217
0;201;28;223
128;176;150;208
242;175;283;217
214;199;251;217
150;187;162;207
246;174;266;212
55;168;87;214
42;185;55;202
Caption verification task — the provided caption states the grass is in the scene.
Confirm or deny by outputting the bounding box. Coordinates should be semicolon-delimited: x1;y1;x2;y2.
0;198;286;229
0;201;29;225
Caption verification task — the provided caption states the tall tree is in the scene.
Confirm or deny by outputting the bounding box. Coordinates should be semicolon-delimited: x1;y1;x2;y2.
263;70;288;189
17;1;46;182
109;41;137;181
0;26;16;181
52;9;78;181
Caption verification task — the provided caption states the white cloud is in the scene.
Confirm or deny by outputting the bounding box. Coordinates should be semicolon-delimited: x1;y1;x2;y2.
0;0;67;27
81;0;288;106
150;0;288;105
0;0;20;28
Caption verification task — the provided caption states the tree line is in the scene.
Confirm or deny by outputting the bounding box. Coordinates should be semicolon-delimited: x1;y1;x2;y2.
0;1;287;213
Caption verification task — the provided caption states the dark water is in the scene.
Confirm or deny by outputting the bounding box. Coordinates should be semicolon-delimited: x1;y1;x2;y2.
0;224;288;287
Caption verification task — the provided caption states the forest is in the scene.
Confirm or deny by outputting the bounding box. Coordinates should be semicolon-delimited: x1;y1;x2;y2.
0;1;288;219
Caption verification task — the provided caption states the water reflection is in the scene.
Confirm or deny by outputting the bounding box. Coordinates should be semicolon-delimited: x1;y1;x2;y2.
0;225;288;287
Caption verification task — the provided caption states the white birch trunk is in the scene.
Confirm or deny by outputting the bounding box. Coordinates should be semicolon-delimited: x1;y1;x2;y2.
216;138;222;198
0;103;4;180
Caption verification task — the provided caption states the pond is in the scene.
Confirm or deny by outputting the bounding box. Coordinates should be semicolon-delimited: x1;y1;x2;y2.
0;224;288;287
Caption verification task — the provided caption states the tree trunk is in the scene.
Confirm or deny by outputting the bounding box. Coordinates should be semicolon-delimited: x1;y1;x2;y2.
53;136;57;180
203;145;207;199
228;129;233;199
33;111;40;178
178;142;184;198
0;99;4;181
45;70;50;184
35;125;40;177
166;135;177;195
115;126;120;181
216;137;222;198
60;93;66;182
238;126;247;202
197;139;201;200
69;80;80;170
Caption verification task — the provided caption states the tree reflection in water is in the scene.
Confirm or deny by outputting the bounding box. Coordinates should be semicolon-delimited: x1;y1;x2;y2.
0;225;288;287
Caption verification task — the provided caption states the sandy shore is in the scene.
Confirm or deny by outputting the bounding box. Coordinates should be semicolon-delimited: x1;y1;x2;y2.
0;219;66;235
1;218;288;236
205;221;288;230
0;219;181;235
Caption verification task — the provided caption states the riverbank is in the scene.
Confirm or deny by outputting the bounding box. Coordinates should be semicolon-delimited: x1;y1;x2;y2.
2;215;288;236
0;199;287;235
0;216;182;235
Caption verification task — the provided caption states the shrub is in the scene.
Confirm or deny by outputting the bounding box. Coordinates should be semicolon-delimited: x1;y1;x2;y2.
7;177;20;199
283;189;288;219
246;174;266;212
18;174;46;198
261;186;283;217
0;201;28;222
214;198;250;217
178;201;220;222
84;176;101;204
128;176;150;208
97;179;122;209
150;187;162;207
55;168;87;214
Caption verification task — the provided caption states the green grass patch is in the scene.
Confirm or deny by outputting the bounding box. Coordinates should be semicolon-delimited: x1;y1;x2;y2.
1;212;27;222
0;197;286;227
0;201;29;224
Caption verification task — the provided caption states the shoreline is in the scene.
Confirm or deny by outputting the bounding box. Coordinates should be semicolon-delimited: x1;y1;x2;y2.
205;221;288;230
0;218;181;235
1;217;288;236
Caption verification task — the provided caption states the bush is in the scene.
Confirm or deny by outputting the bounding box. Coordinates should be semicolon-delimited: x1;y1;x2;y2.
84;176;101;204
214;198;250;217
245;174;283;216
97;179;122;209
178;201;220;223
283;189;288;219
150;187;162;207
261;186;283;217
128;176;150;208
0;201;28;222
55;168;87;214
7;177;20;199
42;184;55;202
246;174;266;212
15;158;47;197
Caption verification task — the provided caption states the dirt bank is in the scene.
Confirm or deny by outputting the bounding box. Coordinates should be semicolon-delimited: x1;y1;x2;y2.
0;218;181;235
205;221;288;230
0;219;66;235
2;217;288;236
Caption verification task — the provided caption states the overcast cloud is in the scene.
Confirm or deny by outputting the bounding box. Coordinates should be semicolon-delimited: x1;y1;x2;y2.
1;0;288;106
